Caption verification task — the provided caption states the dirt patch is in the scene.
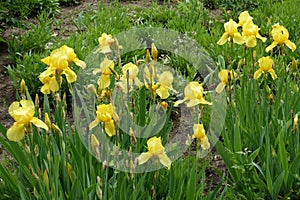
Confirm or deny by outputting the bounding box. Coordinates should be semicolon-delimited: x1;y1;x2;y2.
0;41;14;128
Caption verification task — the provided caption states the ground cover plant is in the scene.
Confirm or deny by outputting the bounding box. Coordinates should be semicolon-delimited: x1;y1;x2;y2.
0;0;300;199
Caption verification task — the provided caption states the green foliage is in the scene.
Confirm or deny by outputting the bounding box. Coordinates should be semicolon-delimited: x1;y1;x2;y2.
0;0;59;22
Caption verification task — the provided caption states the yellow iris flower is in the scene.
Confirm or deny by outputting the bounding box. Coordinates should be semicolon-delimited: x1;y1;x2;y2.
116;63;143;92
217;19;244;45
242;20;267;47
216;69;235;93
89;103;116;137
156;71;175;99
254;56;277;80
39;73;60;94
95;33;113;54
93;57;115;90
7;100;48;142
192;124;210;150
265;24;296;52
237;11;253;27
174;81;212;107
40;45;86;94
137;136;172;169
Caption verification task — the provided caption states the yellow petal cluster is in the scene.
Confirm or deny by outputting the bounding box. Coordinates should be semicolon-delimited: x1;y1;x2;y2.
89;103;116;137
237;11;253;27
137;136;171;169
96;33;114;54
242;20;266;47
254;56;277;80
7;100;48;142
192;124;210;150
93;57;115;90
39;45;86;94
116;63;143;92
156;71;174;99
266;24;297;52
217;19;244;45
174;81;212;107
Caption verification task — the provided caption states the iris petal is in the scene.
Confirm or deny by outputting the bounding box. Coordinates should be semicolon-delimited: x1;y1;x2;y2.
137;152;152;165
216;82;226;93
158;153;172;170
284;40;297;52
30;117;49;131
7;123;25;142
254;69;263;79
217;33;229;45
104;120;116;137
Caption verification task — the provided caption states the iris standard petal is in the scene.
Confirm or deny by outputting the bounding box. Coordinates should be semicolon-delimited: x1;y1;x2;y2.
7;123;25;142
8;102;20;116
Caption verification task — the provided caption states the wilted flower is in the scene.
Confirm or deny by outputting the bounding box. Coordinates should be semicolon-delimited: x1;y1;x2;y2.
174;81;212;107
242;20;267;47
254;56;277;80
89;103;116;137
137;136;171;169
192;124;210;150
266;24;296;52
216;69;235;93
217;19;244;45
7;100;48;142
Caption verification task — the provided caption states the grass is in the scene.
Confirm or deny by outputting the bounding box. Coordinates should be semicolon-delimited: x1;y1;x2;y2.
1;0;300;199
